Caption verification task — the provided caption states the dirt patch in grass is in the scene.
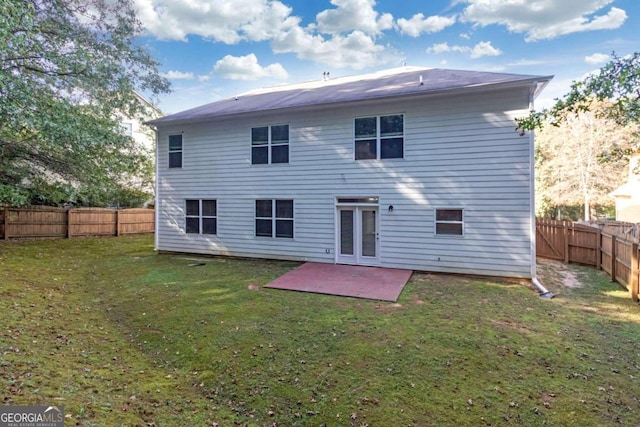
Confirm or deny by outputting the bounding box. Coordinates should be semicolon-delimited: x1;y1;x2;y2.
2;236;640;426
537;257;583;289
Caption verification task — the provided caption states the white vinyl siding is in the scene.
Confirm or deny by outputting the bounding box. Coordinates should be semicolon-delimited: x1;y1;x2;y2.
155;86;534;278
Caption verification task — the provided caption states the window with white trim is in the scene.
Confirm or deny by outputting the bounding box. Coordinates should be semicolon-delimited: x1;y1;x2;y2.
435;208;463;236
251;124;289;164
255;199;294;238
169;134;183;168
355;114;403;160
185;199;217;234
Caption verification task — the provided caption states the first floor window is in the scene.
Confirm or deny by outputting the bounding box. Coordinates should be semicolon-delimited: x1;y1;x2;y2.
355;114;404;160
255;199;294;238
186;199;217;234
435;208;463;236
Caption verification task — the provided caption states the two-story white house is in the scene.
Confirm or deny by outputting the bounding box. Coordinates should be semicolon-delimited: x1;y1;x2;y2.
147;67;552;279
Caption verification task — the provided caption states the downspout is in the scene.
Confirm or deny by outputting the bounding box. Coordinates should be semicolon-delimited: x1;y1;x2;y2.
528;81;555;299
151;125;159;252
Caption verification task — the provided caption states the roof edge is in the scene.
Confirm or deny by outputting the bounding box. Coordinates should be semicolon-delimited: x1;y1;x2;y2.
146;71;553;127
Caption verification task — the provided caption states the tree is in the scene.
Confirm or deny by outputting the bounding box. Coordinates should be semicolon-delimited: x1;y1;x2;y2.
0;0;170;206
518;52;640;138
535;100;636;220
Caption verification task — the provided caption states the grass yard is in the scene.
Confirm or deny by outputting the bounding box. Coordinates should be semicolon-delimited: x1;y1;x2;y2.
1;235;639;426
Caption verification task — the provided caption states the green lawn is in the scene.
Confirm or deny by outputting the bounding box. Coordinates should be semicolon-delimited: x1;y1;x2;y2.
1;235;639;426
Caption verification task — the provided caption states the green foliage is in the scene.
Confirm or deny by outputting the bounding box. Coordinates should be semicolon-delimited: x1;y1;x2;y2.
517;52;640;148
0;0;170;207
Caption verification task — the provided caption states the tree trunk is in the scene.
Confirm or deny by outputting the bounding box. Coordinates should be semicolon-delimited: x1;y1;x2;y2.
584;197;590;221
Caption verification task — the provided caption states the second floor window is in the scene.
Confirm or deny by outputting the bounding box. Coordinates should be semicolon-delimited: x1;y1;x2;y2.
169;134;183;168
355;114;404;160
251;124;289;165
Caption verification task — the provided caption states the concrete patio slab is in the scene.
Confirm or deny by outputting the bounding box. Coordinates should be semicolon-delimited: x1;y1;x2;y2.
264;262;413;302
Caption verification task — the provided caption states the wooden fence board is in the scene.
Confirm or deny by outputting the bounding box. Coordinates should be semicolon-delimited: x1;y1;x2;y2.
537;218;639;303
0;207;154;240
535;219;566;260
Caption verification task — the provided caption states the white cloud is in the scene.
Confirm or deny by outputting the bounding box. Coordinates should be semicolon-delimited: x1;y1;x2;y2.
427;42;459;55
459;32;471;40
134;0;398;70
213;54;288;80
459;0;627;41
426;41;502;59
272;28;398;69
162;70;194;79
397;14;456;37
584;53;611;65
134;0;297;43
470;41;502;58
507;59;547;67
315;0;394;35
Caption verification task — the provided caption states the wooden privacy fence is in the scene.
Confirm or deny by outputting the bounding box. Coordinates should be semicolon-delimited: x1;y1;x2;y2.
0;206;154;240
536;218;639;302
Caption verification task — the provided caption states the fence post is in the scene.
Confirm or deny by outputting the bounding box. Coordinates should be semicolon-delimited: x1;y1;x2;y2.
631;242;639;302
116;209;121;237
563;222;570;263
66;209;72;238
611;235;617;283
595;228;601;270
3;206;9;240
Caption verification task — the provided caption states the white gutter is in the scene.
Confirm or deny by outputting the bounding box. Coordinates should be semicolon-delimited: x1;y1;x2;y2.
528;81;554;298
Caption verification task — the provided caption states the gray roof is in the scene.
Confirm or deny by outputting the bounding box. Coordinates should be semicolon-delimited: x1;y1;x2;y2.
148;68;552;126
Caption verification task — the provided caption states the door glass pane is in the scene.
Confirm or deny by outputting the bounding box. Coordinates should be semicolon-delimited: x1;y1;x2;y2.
340;210;354;255
361;210;376;257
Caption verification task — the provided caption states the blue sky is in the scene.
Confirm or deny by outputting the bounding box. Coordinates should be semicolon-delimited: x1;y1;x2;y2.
133;0;639;114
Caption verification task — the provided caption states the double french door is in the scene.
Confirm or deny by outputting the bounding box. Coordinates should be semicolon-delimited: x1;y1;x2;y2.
336;206;380;266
